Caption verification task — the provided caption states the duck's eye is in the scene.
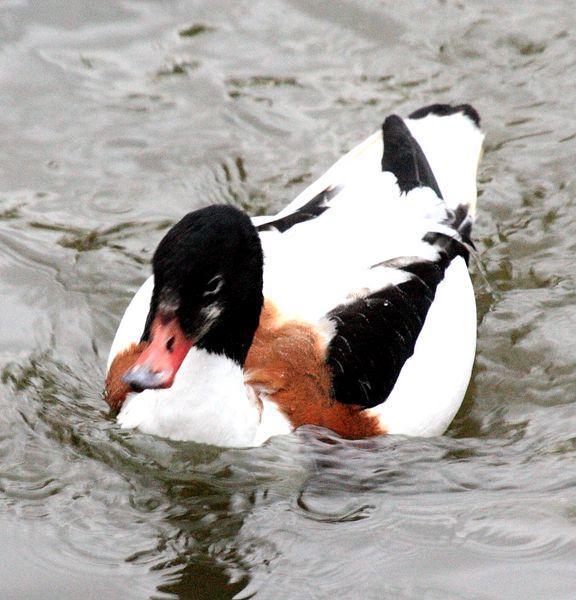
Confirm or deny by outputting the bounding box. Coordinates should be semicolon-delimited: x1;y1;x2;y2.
204;275;223;296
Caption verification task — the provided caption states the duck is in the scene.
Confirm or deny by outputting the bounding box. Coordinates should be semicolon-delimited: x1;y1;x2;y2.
104;103;484;448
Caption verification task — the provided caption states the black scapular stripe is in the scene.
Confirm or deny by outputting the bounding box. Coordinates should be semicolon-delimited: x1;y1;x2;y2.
326;264;439;408
381;115;443;198
326;222;471;409
257;186;340;233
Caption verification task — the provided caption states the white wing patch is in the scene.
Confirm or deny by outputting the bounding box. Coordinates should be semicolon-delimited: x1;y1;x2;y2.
259;172;449;324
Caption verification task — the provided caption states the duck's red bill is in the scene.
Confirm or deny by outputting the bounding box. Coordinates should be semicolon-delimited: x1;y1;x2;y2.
122;316;193;390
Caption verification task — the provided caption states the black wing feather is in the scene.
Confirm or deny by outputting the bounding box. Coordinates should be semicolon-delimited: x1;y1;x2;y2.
381;115;443;198
326;259;440;408
256;186;340;233
326;106;477;408
409;103;481;127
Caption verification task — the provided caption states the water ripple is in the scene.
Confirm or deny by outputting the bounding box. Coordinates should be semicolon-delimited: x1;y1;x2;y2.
1;0;576;597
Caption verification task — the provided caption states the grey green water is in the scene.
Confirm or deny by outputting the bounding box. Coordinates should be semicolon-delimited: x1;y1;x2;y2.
1;1;575;598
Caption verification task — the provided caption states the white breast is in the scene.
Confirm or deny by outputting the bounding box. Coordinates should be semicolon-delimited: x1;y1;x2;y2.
116;347;262;447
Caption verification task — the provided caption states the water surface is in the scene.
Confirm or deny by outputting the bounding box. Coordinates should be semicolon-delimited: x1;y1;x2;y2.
1;1;576;598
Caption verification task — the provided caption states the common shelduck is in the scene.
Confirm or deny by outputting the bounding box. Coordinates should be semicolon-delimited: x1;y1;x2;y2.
104;103;484;447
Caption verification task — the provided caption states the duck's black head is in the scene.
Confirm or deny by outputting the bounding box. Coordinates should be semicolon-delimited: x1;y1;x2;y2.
123;205;264;391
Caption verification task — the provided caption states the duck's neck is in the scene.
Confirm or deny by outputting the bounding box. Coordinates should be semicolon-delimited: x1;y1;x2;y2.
117;347;263;447
197;288;264;367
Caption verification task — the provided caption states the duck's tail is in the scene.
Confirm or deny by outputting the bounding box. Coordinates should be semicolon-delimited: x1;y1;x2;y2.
403;104;484;219
256;103;484;229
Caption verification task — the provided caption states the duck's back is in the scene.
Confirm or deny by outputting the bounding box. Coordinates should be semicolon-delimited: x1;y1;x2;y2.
253;104;484;437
